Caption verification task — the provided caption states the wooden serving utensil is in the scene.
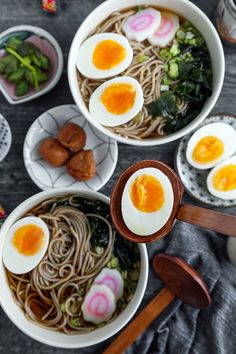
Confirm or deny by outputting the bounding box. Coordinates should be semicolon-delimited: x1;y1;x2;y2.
103;254;211;354
110;160;236;243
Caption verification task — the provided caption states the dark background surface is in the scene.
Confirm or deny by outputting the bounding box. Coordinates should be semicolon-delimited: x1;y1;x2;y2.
0;0;235;353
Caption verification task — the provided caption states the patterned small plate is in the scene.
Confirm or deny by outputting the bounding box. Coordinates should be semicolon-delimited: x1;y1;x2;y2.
175;114;236;208
23;105;118;191
0;114;12;162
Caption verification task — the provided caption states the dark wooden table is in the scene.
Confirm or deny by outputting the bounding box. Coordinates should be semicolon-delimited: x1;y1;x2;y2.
0;1;235;353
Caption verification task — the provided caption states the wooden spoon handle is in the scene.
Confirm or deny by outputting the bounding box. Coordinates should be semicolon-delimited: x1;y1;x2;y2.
177;204;236;237
103;287;175;354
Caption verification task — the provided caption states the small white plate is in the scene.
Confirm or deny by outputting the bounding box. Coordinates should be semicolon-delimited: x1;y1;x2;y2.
0;114;12;162
23;105;118;191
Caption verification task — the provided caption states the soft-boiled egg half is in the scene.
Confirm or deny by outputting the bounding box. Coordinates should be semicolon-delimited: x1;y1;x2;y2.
89;76;144;127
186;123;236;169
3;216;49;274
121;167;174;236
76;33;133;79
207;156;236;200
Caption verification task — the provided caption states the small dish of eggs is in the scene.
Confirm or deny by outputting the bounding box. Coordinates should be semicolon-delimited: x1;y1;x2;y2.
175;114;236;207
23;104;118;191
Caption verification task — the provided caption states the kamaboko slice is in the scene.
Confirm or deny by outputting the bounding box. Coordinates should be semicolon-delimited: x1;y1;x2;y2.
81;284;116;324
94;268;124;301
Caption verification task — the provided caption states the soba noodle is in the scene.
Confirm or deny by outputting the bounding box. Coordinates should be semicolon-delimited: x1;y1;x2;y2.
77;9;187;140
7;196;140;334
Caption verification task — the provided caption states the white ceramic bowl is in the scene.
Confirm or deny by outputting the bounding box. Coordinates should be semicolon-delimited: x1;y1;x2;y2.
68;0;225;146
0;188;148;348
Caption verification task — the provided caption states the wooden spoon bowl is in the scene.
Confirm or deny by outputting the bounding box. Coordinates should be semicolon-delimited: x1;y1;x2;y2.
110;160;183;243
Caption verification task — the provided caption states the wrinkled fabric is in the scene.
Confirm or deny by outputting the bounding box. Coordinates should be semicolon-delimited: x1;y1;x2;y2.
124;221;236;354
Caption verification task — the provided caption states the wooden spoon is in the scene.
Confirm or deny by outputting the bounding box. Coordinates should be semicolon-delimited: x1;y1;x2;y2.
103;254;211;354
110;160;236;243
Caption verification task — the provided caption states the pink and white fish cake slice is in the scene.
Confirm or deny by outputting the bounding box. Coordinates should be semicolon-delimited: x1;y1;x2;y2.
81;284;116;324
148;12;179;47
94;268;124;301
122;8;161;42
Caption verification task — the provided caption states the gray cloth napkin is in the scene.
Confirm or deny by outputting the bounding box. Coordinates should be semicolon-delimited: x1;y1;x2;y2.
121;221;236;354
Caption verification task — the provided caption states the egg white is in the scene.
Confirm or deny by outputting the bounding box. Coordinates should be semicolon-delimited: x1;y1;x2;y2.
207;155;236;200
186;123;236;169
3;216;49;274
121;167;174;236
76;33;133;79
89;76;144;127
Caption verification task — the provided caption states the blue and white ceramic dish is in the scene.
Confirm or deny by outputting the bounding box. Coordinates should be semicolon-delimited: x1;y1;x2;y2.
175;114;236;208
0;114;12;162
23;105;118;191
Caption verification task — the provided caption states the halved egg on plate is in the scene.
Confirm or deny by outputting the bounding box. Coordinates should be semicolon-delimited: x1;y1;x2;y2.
207;156;236;200
89;76;143;127
76;33;133;79
3;216;49;274
121;167;174;236
186;123;236;169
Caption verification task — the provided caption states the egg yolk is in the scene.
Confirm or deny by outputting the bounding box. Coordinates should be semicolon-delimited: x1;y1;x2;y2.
12;224;45;256
213;164;236;191
129;174;165;213
192;136;224;164
101;83;136;115
93;40;126;70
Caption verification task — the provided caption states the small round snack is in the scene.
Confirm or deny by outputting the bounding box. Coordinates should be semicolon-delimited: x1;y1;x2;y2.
57;122;86;151
67;150;96;181
38;137;70;167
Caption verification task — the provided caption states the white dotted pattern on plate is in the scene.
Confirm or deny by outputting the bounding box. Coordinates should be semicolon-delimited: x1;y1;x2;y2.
0;114;12;162
23;105;118;191
175;114;236;208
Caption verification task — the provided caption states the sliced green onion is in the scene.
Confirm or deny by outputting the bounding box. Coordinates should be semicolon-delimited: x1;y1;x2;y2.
70;317;83;327
159;48;171;60
95;246;104;255
170;43;180;57
110;257;119;268
128;270;139;281
137;54;149;63
185;31;194;40
176;30;185;41
160;85;169;91
121;270;127;280
128;282;137;293
60;303;65;312
169;63;179;79
97;322;106;328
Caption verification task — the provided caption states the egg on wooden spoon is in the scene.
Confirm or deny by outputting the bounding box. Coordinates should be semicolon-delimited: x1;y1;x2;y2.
3;216;49;274
186;123;236;169
89;76;143;127
121;167;174;236
207;156;236;200
76;33;133;79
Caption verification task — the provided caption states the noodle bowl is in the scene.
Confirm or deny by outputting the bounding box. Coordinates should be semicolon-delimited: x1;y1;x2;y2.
0;189;148;347
68;0;224;147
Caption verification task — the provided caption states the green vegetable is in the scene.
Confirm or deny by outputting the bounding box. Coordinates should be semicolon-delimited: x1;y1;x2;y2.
6;36;23;50
5;56;18;76
128;282;137;293
159;48;171;60
97;322;106;328
137;54;149;63
69;318;83;327
170;43;180;57
110;257;119;268
176;30;185;41
128;270;139;281
15;80;29;96
0;35;51;96
169;63;179;79
121;270;128;280
95;246;104;255
136;5;144;12
78;287;85;296
60;303;66;312
160;84;169;91
8;67;25;84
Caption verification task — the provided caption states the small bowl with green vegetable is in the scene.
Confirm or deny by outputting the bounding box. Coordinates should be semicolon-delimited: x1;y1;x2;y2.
0;25;63;104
